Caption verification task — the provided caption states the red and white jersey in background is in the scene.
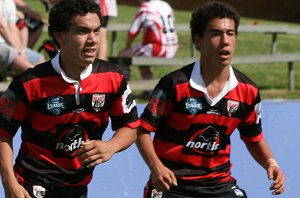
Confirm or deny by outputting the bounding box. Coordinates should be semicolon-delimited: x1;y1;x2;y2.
129;0;178;58
95;0;118;17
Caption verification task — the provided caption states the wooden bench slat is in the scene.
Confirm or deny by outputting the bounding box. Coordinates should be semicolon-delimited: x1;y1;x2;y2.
109;53;300;67
1;53;300;93
108;53;300;91
107;23;300;34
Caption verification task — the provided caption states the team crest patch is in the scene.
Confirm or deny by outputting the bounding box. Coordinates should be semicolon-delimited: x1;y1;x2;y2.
185;98;202;114
227;100;239;116
47;96;65;115
33;185;46;198
92;94;105;112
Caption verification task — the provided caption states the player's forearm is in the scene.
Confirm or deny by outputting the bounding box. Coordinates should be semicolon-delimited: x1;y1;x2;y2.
0;138;17;186
136;127;162;171
245;138;277;169
108;127;137;153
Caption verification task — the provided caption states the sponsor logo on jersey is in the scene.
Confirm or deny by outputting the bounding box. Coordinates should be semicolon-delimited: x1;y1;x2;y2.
147;89;167;117
92;94;105;112
0;96;17;120
55;125;88;157
207;109;220;115
0;89;18;121
185;98;202;114
73;107;85;114
184;126;220;155
122;85;136;113
47;96;65;115
227;100;239;116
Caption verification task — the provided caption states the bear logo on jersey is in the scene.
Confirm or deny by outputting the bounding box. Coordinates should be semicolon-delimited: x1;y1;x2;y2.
54;125;88;157
184;126;220;156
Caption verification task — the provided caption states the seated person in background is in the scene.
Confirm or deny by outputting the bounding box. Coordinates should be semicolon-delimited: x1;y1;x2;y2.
0;14;33;74
15;0;45;49
0;0;44;67
119;0;178;98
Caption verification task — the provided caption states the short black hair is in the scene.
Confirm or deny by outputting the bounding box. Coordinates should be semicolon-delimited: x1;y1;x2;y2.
48;0;102;48
190;1;240;39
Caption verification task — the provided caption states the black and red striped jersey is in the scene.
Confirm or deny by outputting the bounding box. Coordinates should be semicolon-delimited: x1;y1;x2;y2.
0;54;139;186
140;60;263;186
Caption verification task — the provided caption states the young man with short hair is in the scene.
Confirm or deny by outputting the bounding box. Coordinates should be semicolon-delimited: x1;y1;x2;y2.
136;1;285;197
0;0;139;197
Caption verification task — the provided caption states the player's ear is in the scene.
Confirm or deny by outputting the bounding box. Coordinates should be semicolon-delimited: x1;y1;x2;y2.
193;34;202;51
54;31;65;47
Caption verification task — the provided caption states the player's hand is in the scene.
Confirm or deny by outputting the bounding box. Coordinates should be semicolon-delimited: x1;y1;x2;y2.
150;162;177;193
267;166;285;195
76;140;114;168
4;180;31;198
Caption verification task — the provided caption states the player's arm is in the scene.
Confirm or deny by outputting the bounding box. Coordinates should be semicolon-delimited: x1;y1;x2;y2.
136;126;177;192
104;126;137;153
123;34;135;50
0;137;31;198
121;9;143;51
245;138;285;195
77;126;137;168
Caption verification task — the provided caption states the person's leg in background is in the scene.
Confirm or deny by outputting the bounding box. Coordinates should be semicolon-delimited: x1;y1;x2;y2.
0;44;33;74
97;16;109;60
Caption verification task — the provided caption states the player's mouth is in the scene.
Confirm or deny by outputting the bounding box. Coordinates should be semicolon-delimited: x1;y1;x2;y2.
219;50;231;59
82;49;97;57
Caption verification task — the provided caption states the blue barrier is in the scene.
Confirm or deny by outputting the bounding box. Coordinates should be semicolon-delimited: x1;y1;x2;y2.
0;101;298;197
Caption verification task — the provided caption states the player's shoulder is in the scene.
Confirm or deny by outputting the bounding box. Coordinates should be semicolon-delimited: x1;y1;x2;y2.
15;60;55;83
232;66;258;87
160;62;194;85
92;58;123;74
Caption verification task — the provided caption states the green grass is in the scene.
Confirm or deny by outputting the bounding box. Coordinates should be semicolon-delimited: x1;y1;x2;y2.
25;0;300;100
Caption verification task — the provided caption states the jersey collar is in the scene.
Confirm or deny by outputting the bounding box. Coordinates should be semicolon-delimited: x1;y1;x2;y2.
189;60;238;106
51;53;92;83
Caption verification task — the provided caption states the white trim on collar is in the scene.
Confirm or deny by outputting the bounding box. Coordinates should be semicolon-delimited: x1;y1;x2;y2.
51;53;92;83
189;60;238;106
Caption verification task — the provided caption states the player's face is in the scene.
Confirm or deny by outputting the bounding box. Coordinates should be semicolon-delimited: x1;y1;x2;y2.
56;13;101;70
195;17;237;68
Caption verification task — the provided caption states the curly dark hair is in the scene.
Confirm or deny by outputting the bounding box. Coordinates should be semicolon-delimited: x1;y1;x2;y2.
190;1;240;39
48;0;102;48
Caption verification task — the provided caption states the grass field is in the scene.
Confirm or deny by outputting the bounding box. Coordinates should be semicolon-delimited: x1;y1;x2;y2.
25;0;300;100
